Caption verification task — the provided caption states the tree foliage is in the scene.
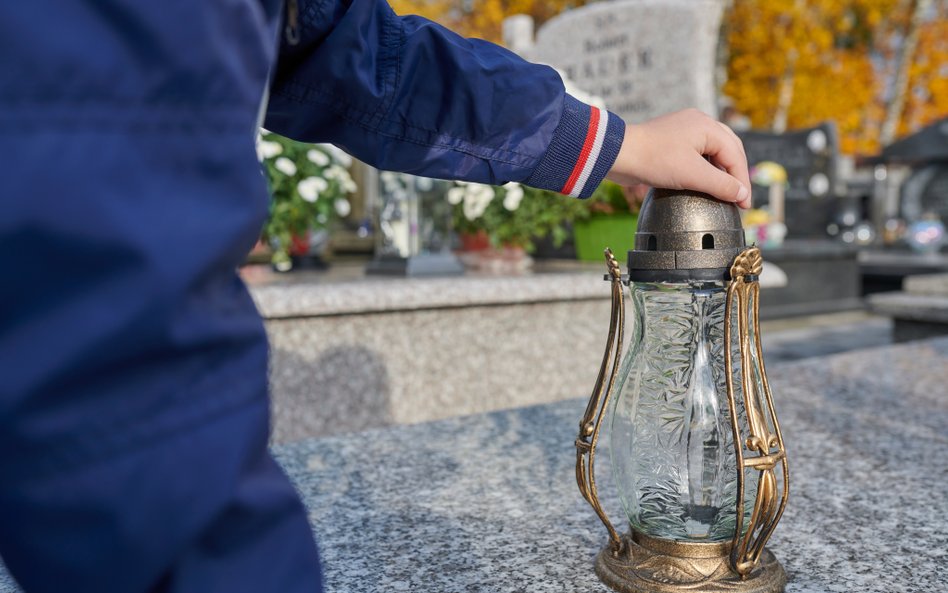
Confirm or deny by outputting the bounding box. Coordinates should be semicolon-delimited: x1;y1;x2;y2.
388;0;589;43
901;7;948;135
725;0;948;154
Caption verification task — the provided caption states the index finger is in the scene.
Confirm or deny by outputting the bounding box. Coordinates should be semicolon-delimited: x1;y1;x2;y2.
703;124;752;207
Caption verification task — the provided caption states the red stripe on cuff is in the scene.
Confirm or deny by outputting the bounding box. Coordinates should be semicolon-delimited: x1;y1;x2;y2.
561;106;601;195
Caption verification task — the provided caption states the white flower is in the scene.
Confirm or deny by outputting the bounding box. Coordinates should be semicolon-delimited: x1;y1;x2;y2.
416;177;434;191
502;182;524;211
297;177;328;203
462;183;495;221
256;140;283;160
275;157;297;176
325;165;347;180
446;187;465;205
307;149;330;166
333;168;355;189
274;259;293;272
335;198;352;217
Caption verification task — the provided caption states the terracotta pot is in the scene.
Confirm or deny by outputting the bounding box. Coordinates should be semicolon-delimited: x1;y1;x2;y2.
289;233;310;256
459;230;491;252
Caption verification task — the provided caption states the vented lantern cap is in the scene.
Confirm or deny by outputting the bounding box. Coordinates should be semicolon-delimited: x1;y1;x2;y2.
627;188;746;282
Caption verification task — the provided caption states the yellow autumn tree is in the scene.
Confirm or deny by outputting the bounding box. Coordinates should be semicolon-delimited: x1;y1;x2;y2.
900;7;948;135
388;0;587;43
725;0;948;155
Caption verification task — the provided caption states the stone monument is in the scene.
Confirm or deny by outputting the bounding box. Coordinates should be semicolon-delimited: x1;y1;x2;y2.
738;122;840;238
505;0;725;122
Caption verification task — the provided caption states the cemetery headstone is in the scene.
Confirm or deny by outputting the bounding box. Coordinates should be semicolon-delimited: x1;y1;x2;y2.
881;117;948;162
738;122;840;238
502;14;535;56
520;0;724;122
883;118;948;224
900;164;948;223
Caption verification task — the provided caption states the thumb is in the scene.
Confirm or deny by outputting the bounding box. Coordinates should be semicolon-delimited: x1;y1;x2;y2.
680;156;750;208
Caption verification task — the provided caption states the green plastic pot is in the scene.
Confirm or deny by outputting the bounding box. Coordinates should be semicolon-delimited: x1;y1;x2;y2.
573;214;638;262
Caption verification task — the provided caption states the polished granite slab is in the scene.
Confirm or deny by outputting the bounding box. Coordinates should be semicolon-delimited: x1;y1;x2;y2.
243;260;610;319
3;338;947;592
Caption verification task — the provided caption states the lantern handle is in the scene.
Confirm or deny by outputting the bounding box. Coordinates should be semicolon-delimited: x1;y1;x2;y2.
724;246;790;577
575;248;625;555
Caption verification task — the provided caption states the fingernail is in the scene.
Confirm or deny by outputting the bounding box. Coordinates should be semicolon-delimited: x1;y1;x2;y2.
737;184;750;205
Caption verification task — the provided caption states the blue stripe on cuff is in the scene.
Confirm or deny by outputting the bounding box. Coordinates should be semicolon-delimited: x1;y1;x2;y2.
524;94;590;194
577;110;625;199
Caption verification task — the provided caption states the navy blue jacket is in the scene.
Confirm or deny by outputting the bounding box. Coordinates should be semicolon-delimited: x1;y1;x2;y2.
0;1;623;592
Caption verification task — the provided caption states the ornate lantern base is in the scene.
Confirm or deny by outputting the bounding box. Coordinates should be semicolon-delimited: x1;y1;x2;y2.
595;531;786;593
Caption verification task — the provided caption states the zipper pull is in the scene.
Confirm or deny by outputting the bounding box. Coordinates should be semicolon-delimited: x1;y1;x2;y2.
285;0;300;45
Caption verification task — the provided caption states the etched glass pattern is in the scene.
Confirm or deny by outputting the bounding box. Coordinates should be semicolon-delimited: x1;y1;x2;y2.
609;282;757;542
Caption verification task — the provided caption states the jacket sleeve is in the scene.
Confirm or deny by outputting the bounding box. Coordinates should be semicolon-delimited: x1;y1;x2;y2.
264;0;625;198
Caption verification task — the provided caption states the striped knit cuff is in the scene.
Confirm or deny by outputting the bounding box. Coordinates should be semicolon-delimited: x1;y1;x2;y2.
525;94;626;199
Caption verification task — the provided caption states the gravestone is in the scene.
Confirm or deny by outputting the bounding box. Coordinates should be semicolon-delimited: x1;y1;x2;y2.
517;0;724;122
877;117;948;229
502;14;535;56
881;117;948;162
738;122;840;238
900;164;948;223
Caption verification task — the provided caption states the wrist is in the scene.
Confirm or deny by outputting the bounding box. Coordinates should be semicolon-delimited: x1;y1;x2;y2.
606;124;644;187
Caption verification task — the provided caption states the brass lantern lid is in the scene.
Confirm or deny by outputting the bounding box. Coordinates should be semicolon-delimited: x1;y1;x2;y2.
628;188;746;282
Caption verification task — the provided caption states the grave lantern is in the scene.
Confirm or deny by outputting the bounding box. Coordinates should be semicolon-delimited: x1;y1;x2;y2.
576;189;789;593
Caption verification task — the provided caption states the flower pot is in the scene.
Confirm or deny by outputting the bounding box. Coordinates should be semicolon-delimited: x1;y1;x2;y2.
289;233;310;256
573;214;638;262
459;230;491;252
271;229;331;272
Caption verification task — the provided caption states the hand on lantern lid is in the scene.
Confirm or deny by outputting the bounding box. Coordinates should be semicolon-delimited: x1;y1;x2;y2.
606;109;752;209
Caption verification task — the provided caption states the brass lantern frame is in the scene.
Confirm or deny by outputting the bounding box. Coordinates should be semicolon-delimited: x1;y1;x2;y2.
575;247;789;593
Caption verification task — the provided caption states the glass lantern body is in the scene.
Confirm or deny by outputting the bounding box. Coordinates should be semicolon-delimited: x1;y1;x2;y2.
609;280;768;542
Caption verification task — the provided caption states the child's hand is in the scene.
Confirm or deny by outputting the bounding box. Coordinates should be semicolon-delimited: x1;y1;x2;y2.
607;109;752;209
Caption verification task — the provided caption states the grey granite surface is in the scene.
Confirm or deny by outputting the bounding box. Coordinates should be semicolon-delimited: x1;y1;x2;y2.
869;292;948;322
904;272;948;296
266;299;612;441
3;339;945;593
859;249;948;272
272;338;948;593
760;314;892;364
869;271;948;323
250;272;608;319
